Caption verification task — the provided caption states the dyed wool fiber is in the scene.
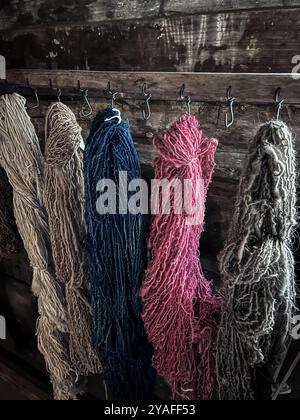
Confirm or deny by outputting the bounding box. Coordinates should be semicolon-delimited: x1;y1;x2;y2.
141;114;220;400
43;102;102;379
216;120;297;400
84;108;155;400
0;167;21;259
0;94;77;400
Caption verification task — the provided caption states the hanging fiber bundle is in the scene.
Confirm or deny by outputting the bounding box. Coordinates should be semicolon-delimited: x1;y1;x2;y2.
141;114;220;400
43;102;102;377
216;120;297;400
84;108;155;400
0;167;21;259
0;94;77;400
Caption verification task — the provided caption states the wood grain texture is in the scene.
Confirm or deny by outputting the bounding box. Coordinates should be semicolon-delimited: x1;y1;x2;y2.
1;0;300;31
1;9;299;72
4;70;300;104
163;0;300;15
0;0;162;30
0;275;37;333
0;356;49;400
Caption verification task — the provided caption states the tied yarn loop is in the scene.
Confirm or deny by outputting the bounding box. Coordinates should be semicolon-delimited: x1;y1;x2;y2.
84;108;155;400
216;120;297;400
141;114;220;400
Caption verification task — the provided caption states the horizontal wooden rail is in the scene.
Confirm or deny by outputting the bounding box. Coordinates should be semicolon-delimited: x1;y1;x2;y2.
1;70;300;104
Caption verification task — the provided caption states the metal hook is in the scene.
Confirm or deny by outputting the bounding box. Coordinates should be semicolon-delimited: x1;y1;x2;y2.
57;88;62;102
111;91;118;109
275;88;284;120
78;81;93;118
225;86;235;128
142;83;151;120
105;82;119;109
49;79;62;102
180;84;191;115
26;78;39;109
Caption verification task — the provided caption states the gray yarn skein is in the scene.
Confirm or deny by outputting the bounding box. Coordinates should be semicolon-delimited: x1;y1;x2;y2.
216;120;297;400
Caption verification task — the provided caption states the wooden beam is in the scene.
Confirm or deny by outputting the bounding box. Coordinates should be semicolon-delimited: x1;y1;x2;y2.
0;0;162;30
163;0;300;16
0;350;50;400
3;69;300;104
2;0;300;31
1;9;300;73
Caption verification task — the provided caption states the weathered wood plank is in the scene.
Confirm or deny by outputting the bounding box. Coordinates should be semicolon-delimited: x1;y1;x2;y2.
0;275;37;332
1;9;300;72
163;0;300;16
3;70;300;104
0;355;50;400
0;0;162;30
2;0;300;31
0;249;32;287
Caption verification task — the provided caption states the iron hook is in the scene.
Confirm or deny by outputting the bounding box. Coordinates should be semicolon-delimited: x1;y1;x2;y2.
105;82;119;109
49;79;62;102
57;88;62;102
225;86;235;128
78;81;93;118
26;78;40;109
275;88;284;120
142;83;151;120
180;84;191;115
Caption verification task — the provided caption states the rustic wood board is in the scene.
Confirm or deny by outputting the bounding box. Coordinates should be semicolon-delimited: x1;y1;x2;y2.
1;9;300;72
0;0;163;30
1;0;300;30
163;0;300;15
0;275;37;331
0;356;49;400
3;70;300;104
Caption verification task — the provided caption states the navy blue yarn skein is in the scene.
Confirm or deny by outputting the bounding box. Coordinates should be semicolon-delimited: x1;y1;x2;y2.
84;108;155;400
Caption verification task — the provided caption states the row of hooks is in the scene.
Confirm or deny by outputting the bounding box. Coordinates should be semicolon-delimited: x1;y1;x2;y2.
224;86;284;128
7;79;285;128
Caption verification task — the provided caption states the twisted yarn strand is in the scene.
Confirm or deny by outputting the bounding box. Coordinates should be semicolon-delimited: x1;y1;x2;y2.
141;114;220;400
216;120;297;400
43;102;102;378
0;94;78;400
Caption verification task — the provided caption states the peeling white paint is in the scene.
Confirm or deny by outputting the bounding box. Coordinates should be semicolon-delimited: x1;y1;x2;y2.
214;14;227;47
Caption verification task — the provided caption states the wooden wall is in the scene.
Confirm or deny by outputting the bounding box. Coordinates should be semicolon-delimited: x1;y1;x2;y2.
0;0;300;399
1;4;300;72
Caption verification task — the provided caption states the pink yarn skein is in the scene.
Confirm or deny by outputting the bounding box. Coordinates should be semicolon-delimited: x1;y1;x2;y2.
141;114;220;400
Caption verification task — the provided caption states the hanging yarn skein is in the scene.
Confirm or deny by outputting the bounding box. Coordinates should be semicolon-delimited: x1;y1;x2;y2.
216;120;297;400
141;114;220;400
43;102;102;378
0;167;21;259
0;94;77;400
84;108;155;400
